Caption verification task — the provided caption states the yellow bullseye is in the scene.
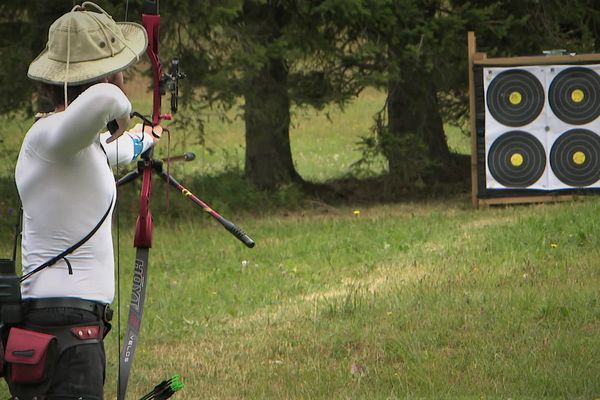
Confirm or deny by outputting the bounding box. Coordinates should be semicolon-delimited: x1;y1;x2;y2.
509;91;522;105
571;89;585;103
572;151;586;165
510;153;524;167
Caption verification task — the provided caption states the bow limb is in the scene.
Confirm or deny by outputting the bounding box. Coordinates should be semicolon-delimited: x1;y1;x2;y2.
142;0;162;126
118;2;162;399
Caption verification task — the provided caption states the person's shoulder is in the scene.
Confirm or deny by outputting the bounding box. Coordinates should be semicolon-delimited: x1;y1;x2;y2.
72;83;129;112
83;82;126;98
22;113;59;149
26;113;57;139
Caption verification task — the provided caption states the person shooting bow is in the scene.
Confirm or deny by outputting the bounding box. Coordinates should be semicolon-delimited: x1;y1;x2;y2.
3;2;162;398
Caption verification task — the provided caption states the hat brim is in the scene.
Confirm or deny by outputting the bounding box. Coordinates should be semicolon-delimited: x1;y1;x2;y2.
28;22;148;86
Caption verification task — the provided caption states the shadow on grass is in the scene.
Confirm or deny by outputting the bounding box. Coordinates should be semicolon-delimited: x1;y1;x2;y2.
0;152;470;231
302;153;470;205
113;153;470;223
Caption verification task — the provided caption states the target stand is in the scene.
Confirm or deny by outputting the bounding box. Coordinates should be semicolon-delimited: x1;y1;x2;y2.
468;32;600;207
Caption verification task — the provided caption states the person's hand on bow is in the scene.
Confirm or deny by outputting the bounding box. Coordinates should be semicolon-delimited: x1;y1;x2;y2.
129;123;163;143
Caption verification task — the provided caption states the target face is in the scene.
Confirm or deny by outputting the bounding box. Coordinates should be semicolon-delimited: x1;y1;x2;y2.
487;131;547;187
549;129;600;186
548;67;600;125
486;70;545;127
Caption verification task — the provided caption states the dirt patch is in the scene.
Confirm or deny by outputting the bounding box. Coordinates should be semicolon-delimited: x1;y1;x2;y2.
224;262;427;329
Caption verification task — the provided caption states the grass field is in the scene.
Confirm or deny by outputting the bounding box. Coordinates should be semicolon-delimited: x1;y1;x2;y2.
0;88;598;399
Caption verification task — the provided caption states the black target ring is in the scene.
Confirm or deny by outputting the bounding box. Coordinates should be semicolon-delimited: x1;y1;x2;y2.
550;129;600;187
486;70;545;127
488;131;546;187
549;67;600;125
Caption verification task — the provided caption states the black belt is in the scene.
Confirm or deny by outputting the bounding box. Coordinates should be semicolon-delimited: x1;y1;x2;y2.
23;298;113;322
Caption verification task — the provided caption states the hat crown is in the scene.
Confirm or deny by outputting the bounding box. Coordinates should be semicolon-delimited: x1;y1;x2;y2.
47;11;126;63
27;2;148;86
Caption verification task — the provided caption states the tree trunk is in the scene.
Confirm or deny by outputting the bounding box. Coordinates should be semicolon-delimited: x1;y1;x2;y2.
242;0;302;190
386;68;450;177
384;1;450;179
244;57;302;190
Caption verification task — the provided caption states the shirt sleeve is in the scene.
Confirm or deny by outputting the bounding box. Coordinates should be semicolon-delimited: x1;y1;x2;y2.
42;83;131;158
99;129;156;167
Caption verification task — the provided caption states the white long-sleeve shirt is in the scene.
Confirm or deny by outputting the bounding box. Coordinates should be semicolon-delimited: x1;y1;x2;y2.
15;83;154;304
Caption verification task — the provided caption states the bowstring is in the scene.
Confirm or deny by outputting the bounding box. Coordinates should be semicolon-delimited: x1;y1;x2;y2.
116;120;121;397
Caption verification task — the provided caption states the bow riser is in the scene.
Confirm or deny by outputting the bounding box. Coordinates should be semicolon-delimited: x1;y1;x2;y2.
142;12;162;126
133;166;153;248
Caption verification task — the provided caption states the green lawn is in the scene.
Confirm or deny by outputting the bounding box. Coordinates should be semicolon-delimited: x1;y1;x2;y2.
0;89;598;399
97;196;599;399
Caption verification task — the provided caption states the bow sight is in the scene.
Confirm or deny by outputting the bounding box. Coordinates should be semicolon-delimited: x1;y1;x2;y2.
160;58;186;114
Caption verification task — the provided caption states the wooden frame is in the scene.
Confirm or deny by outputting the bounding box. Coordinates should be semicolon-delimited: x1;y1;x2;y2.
466;32;600;207
468;32;483;207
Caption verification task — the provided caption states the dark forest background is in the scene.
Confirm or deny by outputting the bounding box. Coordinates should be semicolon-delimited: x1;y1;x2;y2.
1;0;599;193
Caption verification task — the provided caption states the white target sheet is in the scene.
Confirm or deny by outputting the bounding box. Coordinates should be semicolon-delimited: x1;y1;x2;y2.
484;64;600;190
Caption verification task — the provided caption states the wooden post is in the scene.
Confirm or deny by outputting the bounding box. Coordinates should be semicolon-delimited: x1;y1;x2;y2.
468;32;489;207
468;32;489;208
468;32;477;207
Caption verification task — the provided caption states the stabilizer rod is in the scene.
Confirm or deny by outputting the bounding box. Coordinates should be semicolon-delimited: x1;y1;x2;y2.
159;171;255;248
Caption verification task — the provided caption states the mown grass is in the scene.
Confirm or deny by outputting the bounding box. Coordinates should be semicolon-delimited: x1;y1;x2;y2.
94;197;599;399
0;88;598;399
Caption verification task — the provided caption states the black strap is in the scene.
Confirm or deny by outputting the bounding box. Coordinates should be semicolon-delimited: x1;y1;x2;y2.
98;139;111;167
64;257;73;275
12;206;22;263
20;195;115;282
23;298;111;320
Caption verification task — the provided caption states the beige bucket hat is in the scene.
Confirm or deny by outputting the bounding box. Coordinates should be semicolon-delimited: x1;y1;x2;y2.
28;2;147;86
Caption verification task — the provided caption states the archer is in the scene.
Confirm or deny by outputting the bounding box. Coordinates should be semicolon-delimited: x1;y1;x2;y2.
2;2;162;398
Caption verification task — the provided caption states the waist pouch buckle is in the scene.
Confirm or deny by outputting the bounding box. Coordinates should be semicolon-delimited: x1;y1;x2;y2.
5;327;57;383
